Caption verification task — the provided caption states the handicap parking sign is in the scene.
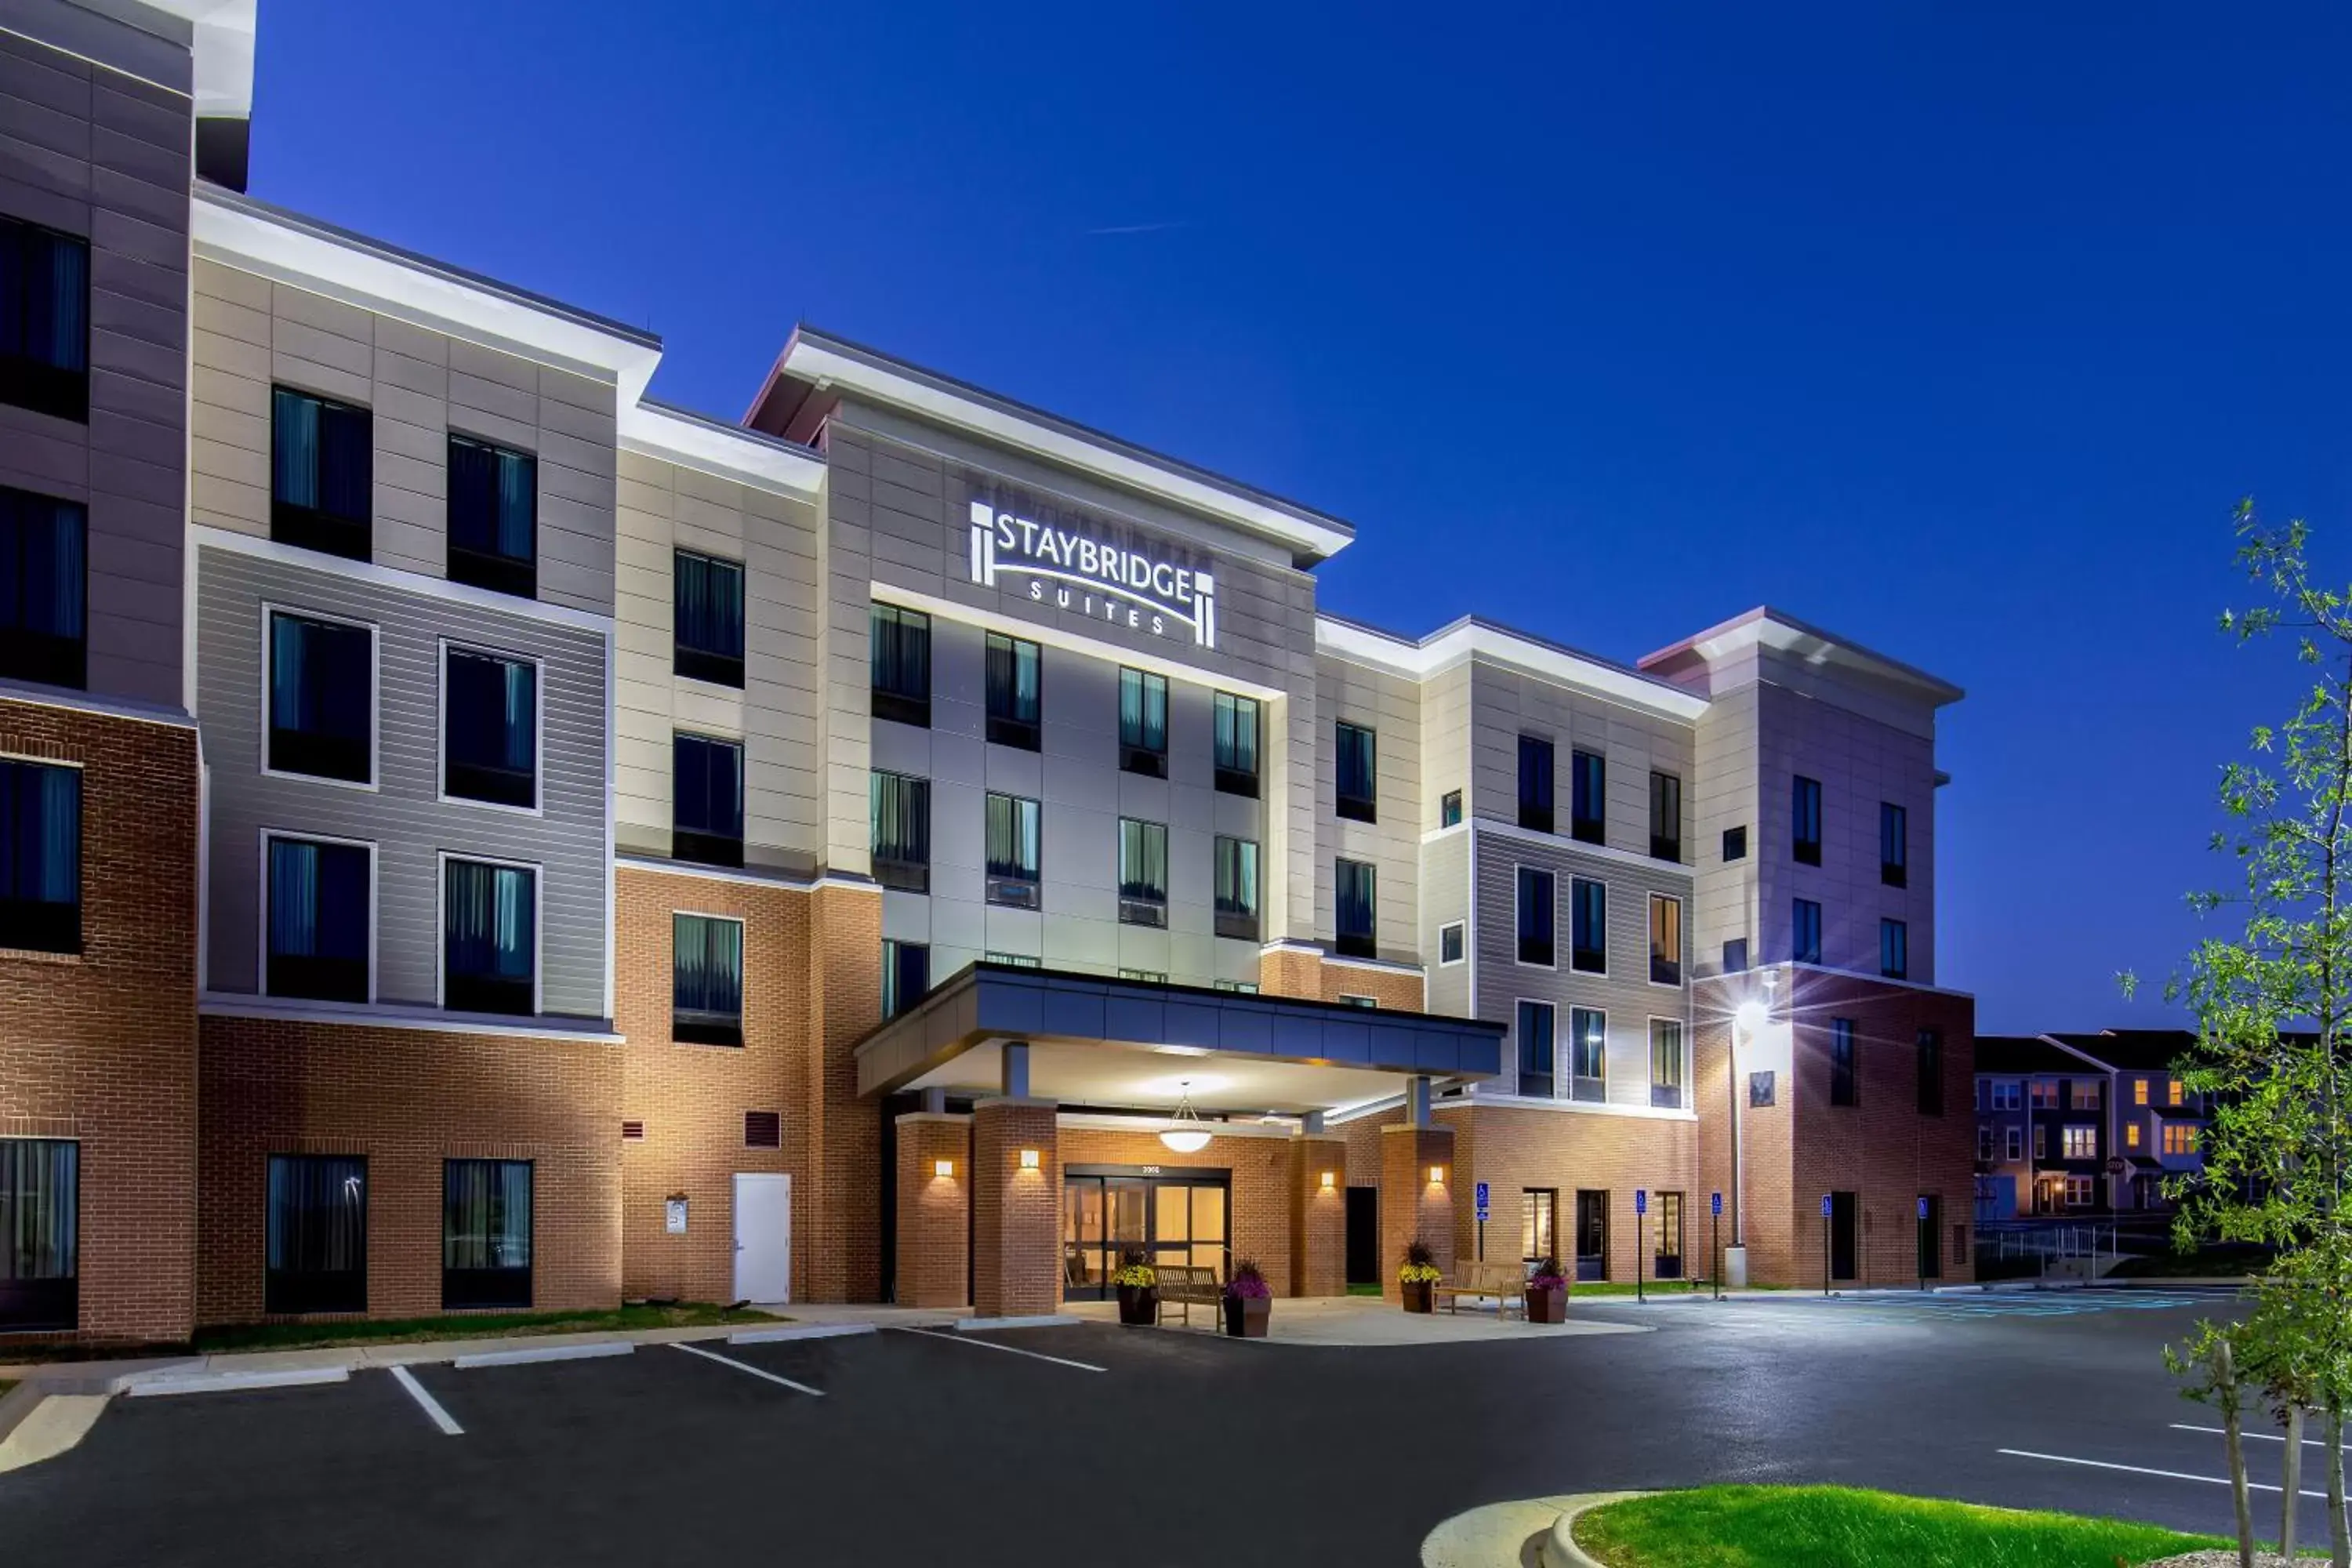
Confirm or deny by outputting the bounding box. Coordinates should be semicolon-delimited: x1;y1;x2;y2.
1820;1193;1833;1218
1634;1189;1647;1215
1918;1196;1930;1221
1711;1192;1722;1217
1474;1181;1490;1221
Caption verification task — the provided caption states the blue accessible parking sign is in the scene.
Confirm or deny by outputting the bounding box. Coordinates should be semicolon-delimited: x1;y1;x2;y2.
1634;1189;1648;1215
1711;1192;1723;1217
1474;1181;1489;1222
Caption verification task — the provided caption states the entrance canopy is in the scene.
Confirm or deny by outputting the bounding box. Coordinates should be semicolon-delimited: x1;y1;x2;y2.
854;962;1504;1115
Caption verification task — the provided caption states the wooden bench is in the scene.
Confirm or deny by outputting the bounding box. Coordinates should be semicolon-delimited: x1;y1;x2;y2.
1154;1265;1221;1328
1432;1261;1528;1319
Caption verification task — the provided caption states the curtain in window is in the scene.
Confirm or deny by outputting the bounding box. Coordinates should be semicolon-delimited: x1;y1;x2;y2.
673;915;743;1025
1882;919;1907;977
445;861;534;982
1214;694;1259;775
444;1160;532;1272
1571;751;1604;830
0;1138;76;1283
1570;1008;1606;1082
1120;670;1167;752
985;794;1040;880
272;390;371;521
1335;858;1376;940
1519;736;1553;816
448;437;535;561
676;551;746;659
0;487;85;641
882;940;929;1019
673;735;744;839
270;613;371;772
1516;1001;1555;1096
1650;1020;1684;1107
273;387;318;510
1518;867;1555;952
1214;837;1258;917
985;635;1040;721
266;1155;365;1276
0;760;77;906
267;838;368;989
1793;898;1822;964
1118;819;1167;902
869;771;929;866
0;221;86;372
1571;878;1605;961
1336;724;1375;804
870;604;930;698
448;649;535;780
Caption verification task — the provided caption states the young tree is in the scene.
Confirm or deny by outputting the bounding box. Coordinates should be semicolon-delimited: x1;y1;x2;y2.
2144;503;2352;1566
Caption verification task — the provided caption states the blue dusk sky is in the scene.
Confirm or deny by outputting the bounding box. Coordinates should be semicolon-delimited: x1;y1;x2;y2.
245;2;2352;1033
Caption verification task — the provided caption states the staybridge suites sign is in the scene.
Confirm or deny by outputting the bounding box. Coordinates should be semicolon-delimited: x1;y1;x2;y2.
967;499;1217;648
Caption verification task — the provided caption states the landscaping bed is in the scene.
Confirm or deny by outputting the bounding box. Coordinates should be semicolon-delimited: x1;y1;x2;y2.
1570;1486;2230;1567
190;1302;782;1354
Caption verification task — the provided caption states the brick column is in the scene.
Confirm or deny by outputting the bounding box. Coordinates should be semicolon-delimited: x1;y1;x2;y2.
1289;1134;1348;1297
894;1113;969;1308
971;1099;1058;1318
1380;1123;1457;1303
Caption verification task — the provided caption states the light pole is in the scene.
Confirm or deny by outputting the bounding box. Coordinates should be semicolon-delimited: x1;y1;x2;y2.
1729;968;1778;1264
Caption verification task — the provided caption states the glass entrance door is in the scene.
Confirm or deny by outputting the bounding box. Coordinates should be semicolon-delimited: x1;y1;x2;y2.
1062;1169;1229;1299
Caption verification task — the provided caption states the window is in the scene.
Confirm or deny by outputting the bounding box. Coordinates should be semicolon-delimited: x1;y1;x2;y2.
1118;818;1169;927
1916;1029;1944;1115
1791;898;1822;965
1830;1018;1857;1107
1122;968;1171;985
442;858;535;1015
1523;1189;1558;1263
0;759;78;955
1336;721;1377;822
986;951;1041;969
443;646;537;809
1977;1125;1994;1162
1516;866;1555;966
2163;1123;2199;1156
1916;1193;1943;1280
1650;771;1682;862
1213;978;1258;993
672;914;744;1046
1214;692;1260;797
869;603;931;727
0;485;85;688
1569;1007;1606;1102
2071;1079;2103;1110
1792;775;1823;866
1570;877;1606;974
2065;1174;2094;1207
673;733;744;867
1119;669;1168;776
1880;802;1907;887
264;836;370;1003
2168;1077;2183;1106
442;1160;532;1309
1214;836;1260;941
267;609;373;783
985;632;1041;750
673;550;745;687
2134;1077;2149;1106
1653;1192;1685;1278
265;1153;366;1315
1722;938;1749;974
271;387;372;560
1722;825;1747;861
1516;1000;1555;1098
1991;1082;2021;1112
1570;750;1605;844
2063;1126;2096;1160
882;939;929;1019
1518;735;1555;833
1750;1071;1776;1108
446;434;535;598
2126;1123;2142;1149
1439;789;1462;829
985;793;1042;907
2034;1124;2049;1160
1439;921;1465;965
869;770;931;893
743;1111;782;1149
1649;894;1682;986
1880;918;1907;981
1650;1018;1685;1109
1334;857;1377;959
0;216;88;422
0;1138;77;1330
2030;1080;2059;1110
2005;1127;2024;1162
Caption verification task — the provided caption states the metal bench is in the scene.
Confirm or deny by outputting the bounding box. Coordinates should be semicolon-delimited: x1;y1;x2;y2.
1154;1265;1221;1328
1432;1260;1528;1319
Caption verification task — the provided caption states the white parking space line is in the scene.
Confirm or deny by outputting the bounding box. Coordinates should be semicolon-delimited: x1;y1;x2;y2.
388;1366;463;1436
891;1324;1105;1373
670;1341;825;1396
2173;1422;2352;1450
1998;1448;2329;1499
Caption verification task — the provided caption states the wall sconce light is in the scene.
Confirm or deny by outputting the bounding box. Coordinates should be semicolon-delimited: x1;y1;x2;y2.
1019;1149;1040;1170
1320;1170;1336;1191
934;1159;954;1178
1428;1165;1446;1185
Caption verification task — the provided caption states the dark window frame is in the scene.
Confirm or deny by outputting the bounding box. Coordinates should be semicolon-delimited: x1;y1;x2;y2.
869;603;931;728
1118;817;1170;927
1517;735;1555;834
0;215;89;423
869;769;931;894
1570;750;1605;845
672;912;745;1047
441;643;539;811
1214;834;1260;942
441;1157;532;1310
1335;721;1377;823
1334;856;1377;959
1213;691;1260;798
1570;877;1607;975
1880;800;1908;887
0;485;86;689
1649;892;1682;987
265;1152;368;1316
1881;917;1908;980
1516;999;1555;1100
1439;789;1462;829
265;608;375;785
673;731;746;868
445;432;536;599
1118;667;1168;778
263;833;371;1004
270;385;373;561
1722;825;1747;862
0;1136;78;1331
674;548;746;688
1830;1018;1858;1108
1515;864;1555;967
984;631;1042;751
1792;775;1823;866
1568;1007;1607;1103
441;856;537;1018
1917;1028;1944;1116
1792;897;1823;965
985;792;1042;908
0;757;80;956
1650;771;1682;863
1650;1018;1685;1109
882;938;929;1019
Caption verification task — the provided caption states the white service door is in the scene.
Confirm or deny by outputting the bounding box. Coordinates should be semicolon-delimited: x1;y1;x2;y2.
733;1172;792;1304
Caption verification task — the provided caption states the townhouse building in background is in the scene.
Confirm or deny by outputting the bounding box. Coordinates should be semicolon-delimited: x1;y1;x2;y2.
1973;1031;2209;1221
0;0;1979;1345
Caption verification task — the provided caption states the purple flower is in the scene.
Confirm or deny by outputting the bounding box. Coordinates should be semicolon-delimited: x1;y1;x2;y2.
1225;1276;1273;1300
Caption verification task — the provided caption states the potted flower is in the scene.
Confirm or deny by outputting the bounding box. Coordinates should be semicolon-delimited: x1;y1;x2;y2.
1112;1246;1158;1327
1223;1258;1272;1338
1525;1254;1568;1323
1399;1238;1442;1313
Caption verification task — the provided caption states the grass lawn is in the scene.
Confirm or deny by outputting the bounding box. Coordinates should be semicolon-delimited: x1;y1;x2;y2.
0;1379;15;1398
191;1302;781;1355
1345;1282;1384;1297
1571;1486;2228;1568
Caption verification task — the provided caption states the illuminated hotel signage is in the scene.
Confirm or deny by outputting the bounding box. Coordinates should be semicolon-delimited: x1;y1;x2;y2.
968;499;1216;648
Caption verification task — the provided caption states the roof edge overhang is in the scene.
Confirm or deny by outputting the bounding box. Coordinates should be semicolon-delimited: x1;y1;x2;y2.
1316;613;1709;723
1639;605;1965;707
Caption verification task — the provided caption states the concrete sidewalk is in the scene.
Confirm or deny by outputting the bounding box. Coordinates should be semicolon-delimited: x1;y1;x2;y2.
1064;1294;1648;1345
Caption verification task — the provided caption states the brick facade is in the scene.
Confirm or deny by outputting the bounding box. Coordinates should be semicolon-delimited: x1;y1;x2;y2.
1379;1123;1455;1302
0;702;199;1346
1058;1123;1298;1295
1258;947;1425;1010
1289;1133;1348;1297
970;1100;1058;1317
893;1114;971;1308
1444;1102;1702;1283
196;1015;623;1324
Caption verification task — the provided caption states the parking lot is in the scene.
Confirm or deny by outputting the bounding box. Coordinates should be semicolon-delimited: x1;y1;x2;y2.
0;1287;2316;1566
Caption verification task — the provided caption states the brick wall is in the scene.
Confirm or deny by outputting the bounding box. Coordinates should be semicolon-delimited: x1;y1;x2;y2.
0;702;198;1346
804;882;883;1302
196;1015;622;1324
1257;947;1425;1010
971;1100;1058;1317
1379;1123;1454;1301
1289;1133;1348;1296
1449;1103;1702;1283
893;1114;970;1308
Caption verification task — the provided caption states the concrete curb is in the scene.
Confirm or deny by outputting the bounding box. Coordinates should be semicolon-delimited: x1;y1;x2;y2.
953;1314;1081;1333
727;1323;877;1346
1416;1490;1651;1568
1541;1492;1655;1568
123;1367;350;1397
452;1341;634;1370
0;1380;45;1447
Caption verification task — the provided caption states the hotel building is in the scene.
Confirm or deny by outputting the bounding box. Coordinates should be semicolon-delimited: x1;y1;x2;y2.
0;0;1976;1344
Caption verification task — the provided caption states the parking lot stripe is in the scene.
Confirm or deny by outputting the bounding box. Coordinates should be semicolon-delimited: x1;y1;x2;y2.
452;1342;634;1370
1997;1448;2330;1499
891;1325;1105;1372
2173;1422;2350;1450
670;1341;824;1396
388;1367;463;1436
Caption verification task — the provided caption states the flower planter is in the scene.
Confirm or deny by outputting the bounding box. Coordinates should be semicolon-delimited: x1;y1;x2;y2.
1116;1284;1159;1327
1223;1294;1271;1338
1400;1280;1435;1314
1525;1284;1567;1324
